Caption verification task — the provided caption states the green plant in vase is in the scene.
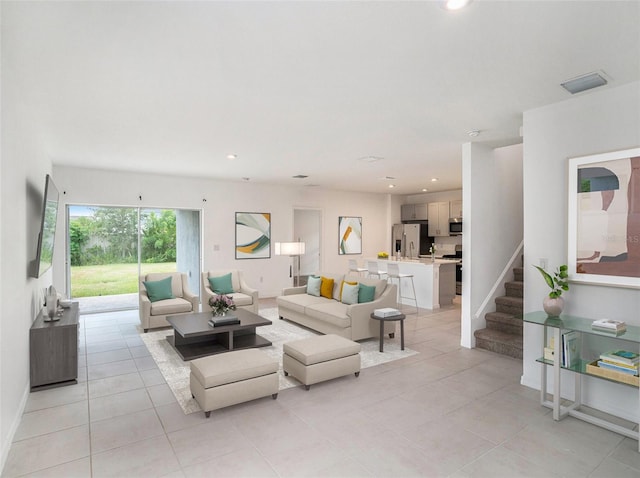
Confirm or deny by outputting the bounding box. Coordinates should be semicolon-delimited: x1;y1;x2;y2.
534;264;569;316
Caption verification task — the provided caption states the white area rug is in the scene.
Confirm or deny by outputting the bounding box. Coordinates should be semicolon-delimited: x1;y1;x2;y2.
140;308;418;414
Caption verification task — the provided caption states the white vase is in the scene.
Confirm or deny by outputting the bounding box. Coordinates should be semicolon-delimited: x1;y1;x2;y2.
543;296;564;316
45;285;58;320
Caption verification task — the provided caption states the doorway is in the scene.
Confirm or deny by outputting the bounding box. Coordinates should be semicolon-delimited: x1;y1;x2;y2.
66;205;201;313
294;208;322;284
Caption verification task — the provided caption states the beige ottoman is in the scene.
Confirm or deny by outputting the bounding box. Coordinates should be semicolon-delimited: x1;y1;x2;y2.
283;334;361;390
190;349;279;418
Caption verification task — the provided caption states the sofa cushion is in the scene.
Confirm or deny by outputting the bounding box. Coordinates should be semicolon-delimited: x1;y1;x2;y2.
228;292;253;307
305;301;350;329
353;277;387;299
358;283;376;303
276;294;329;314
306;275;321;296
208;273;234;294
145;272;185;299
316;272;345;299
143;276;175;302
150;297;193;316
320;276;334;299
340;281;359;305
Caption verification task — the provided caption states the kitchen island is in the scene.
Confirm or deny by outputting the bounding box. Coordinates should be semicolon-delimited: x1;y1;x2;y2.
368;258;457;309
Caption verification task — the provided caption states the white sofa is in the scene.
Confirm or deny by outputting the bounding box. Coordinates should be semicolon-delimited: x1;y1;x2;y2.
201;270;259;314
276;273;397;341
139;272;199;332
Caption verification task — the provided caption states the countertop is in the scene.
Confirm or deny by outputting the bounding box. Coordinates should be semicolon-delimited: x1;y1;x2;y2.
374;257;460;265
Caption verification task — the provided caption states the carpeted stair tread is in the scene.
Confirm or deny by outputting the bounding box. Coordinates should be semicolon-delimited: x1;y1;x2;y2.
485;312;523;335
513;267;524;282
474;328;523;359
495;296;523;315
505;281;523;298
485;311;522;323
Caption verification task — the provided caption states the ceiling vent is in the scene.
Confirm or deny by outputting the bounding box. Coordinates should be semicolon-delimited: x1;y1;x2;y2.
561;71;608;94
292;174;308;179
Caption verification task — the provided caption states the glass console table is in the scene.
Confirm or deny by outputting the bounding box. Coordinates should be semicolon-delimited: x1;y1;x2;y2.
523;311;639;451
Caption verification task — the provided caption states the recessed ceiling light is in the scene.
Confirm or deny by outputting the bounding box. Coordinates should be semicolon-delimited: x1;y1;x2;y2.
431;178;439;182
359;156;383;163
468;130;480;137
561;71;608;94
422;188;428;192
227;154;237;160
439;0;473;10
388;184;395;189
292;175;308;179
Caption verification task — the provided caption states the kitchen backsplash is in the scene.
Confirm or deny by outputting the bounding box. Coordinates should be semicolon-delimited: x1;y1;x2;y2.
433;236;462;255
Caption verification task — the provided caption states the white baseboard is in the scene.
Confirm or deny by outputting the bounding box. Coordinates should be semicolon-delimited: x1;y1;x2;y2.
0;383;30;474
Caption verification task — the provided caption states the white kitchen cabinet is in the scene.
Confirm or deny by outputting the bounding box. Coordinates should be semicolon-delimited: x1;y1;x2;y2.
450;200;462;218
428;202;449;236
401;203;428;221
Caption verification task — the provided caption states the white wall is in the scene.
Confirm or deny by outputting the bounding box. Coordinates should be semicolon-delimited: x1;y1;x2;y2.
522;81;640;421
52;166;394;298
461;142;524;348
404;189;462;205
1;2;56;465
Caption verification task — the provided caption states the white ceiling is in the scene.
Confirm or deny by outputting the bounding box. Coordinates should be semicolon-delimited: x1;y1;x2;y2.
5;1;640;195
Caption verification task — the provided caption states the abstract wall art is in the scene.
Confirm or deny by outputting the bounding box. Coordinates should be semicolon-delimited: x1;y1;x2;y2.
568;147;640;288
235;212;271;259
338;216;362;255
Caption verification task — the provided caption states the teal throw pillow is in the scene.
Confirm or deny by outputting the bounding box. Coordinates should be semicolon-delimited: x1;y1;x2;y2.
208;273;234;294
341;282;360;305
143;276;174;302
306;275;321;296
358;283;376;303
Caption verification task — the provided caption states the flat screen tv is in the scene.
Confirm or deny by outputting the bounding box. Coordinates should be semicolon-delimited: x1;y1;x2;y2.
33;174;60;278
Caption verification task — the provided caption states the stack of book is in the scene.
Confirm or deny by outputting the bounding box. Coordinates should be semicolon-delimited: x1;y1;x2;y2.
543;333;580;368
561;331;579;368
591;319;626;334
208;315;240;327
597;350;639;376
373;308;402;318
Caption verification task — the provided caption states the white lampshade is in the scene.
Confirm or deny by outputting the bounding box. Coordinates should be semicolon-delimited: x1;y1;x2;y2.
275;242;306;256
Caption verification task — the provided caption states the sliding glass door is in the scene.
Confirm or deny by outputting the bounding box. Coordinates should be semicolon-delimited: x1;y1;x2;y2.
67;205;200;313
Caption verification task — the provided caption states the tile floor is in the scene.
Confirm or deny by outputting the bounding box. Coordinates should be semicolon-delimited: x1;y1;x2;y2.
3;299;640;477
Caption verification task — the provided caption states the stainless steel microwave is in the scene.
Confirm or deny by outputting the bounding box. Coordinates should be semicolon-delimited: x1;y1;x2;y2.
449;218;462;235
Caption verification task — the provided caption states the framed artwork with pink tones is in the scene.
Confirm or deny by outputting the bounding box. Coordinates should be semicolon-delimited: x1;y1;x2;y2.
567;147;640;289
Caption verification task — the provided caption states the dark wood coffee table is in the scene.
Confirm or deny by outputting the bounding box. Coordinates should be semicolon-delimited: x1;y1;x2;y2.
166;309;272;361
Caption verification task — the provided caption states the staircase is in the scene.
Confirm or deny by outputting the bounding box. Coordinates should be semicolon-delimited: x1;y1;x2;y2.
474;266;523;359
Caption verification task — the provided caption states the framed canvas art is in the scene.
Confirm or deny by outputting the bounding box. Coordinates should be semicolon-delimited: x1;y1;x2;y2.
567;147;640;289
338;216;362;255
235;212;271;259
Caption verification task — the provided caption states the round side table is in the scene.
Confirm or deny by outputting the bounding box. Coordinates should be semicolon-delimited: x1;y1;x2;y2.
370;312;406;352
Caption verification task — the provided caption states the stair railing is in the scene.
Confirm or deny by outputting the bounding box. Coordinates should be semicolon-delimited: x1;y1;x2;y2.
473;240;524;321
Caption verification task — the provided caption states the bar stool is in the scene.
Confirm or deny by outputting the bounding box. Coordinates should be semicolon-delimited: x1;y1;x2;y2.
386;262;418;315
348;259;368;277
366;260;387;279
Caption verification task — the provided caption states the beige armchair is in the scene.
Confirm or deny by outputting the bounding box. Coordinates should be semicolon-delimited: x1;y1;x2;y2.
139;272;199;332
201;270;259;314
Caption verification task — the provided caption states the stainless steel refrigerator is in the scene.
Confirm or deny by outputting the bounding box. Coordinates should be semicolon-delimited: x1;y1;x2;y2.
392;224;431;258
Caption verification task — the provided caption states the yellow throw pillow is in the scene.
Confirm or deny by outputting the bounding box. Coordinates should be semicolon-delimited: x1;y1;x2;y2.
340;280;358;300
320;276;335;299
